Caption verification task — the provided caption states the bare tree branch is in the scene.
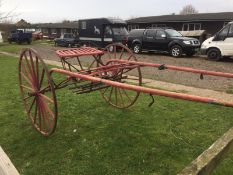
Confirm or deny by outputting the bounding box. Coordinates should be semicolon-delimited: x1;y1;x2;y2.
180;4;198;15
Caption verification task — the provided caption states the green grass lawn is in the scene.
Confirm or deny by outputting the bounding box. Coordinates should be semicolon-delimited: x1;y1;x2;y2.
0;40;54;54
0;55;233;175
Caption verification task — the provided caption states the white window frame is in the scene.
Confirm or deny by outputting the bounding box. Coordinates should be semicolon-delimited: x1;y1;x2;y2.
81;21;86;30
182;23;201;31
151;24;166;28
128;24;139;31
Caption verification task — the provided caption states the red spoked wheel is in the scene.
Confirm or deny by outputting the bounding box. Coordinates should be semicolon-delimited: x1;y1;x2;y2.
19;48;57;136
98;43;142;109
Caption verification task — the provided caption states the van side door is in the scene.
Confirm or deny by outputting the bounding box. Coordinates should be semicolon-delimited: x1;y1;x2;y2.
143;29;157;50
224;24;233;55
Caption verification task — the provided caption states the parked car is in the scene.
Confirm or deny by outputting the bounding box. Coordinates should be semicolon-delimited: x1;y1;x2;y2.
8;30;32;44
54;33;78;47
201;21;233;61
127;28;200;57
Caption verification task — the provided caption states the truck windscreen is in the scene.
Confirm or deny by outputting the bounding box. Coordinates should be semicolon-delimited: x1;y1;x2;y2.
112;27;128;36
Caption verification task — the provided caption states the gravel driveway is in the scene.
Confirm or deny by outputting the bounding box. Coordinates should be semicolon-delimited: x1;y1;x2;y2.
30;44;233;92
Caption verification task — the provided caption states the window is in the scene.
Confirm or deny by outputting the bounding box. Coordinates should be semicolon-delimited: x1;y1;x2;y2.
165;29;182;37
104;26;112;37
182;23;201;31
128;25;139;31
81;21;86;29
112;27;128;36
152;24;166;28
217;25;230;40
228;24;233;37
145;30;155;37
156;30;166;39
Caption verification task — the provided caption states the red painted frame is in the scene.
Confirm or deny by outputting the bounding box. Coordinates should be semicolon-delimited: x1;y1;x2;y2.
51;47;233;108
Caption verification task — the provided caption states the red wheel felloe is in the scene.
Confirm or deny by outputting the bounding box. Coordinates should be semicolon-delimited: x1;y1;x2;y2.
99;43;142;109
19;48;57;136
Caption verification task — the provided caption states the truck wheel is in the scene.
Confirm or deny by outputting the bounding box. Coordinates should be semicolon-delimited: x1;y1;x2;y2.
170;45;182;57
133;44;141;54
27;39;31;44
207;48;221;61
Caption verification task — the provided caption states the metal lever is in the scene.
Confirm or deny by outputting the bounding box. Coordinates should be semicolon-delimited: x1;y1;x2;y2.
148;94;155;107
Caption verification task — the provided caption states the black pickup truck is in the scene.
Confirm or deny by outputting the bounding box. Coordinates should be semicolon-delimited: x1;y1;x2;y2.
127;28;200;57
8;30;32;44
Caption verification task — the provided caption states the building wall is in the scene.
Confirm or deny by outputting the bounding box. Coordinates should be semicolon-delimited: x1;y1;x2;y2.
127;20;230;37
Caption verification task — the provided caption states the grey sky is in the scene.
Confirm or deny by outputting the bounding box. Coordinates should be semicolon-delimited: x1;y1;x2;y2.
2;0;233;23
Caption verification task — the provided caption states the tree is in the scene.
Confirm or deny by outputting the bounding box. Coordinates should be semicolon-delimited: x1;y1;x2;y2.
0;0;18;23
180;4;198;15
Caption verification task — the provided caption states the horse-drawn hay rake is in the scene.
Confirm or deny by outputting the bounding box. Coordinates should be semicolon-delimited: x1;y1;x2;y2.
18;43;233;136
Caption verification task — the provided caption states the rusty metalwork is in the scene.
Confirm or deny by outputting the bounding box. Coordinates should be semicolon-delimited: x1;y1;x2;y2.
18;43;233;136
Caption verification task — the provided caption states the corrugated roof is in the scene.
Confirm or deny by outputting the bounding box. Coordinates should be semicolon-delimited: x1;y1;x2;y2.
33;22;79;29
127;12;233;23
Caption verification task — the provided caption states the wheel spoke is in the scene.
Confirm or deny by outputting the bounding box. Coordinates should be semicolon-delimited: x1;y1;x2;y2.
102;86;110;95
108;87;114;102
28;97;36;113
20;85;34;91
20;72;33;87
33;100;38;124
114;87;118;105
29;50;37;81
37;99;42;130
40;93;54;104
117;88;124;106
40;98;53;129
24;55;35;80
21;61;33;82
39;69;45;89
122;89;132;102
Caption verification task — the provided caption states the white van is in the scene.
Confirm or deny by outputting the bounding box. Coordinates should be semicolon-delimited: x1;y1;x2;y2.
201;21;233;61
